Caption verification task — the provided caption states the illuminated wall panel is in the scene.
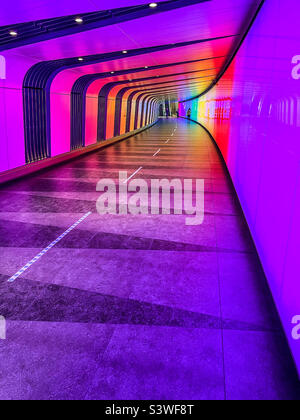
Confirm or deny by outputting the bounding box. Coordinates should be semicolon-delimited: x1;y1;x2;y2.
106;98;116;140
179;0;300;374
120;99;128;135
50;71;80;156
50;93;72;156
130;98;138;132
85;95;98;146
0;52;34;171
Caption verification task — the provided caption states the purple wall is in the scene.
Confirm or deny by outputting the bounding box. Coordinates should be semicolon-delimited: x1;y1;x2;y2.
0;0;150;26
0;52;37;172
179;0;300;375
0;0;299;374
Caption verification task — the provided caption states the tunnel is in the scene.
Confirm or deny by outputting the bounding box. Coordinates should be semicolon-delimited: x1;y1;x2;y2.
0;0;299;401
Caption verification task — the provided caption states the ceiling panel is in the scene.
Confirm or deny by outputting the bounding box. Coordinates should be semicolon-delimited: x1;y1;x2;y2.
0;0;150;26
117;0;255;47
0;0;262;100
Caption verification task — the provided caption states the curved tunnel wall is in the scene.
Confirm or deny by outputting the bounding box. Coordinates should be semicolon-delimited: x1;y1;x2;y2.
0;39;242;172
179;0;300;375
37;66;160;161
0;50;160;172
22;37;216;164
0;52;34;172
2;1;298;372
0;0;262;172
23;50;167;162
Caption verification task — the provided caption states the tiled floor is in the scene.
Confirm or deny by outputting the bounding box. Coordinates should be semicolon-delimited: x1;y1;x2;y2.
0;119;299;400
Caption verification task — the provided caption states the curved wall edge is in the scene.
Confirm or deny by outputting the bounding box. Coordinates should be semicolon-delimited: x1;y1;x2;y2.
179;0;300;376
0;120;158;186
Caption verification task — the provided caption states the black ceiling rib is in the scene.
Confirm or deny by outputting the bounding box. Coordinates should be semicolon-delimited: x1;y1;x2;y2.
119;73;215;88
111;68;219;136
70;54;226;146
0;0;212;51
23;34;236;163
103;75;215;95
135;94;152;130
96;73;215;140
71;54;226;94
71;63;221;147
24;35;236;89
144;97;157;127
129;84;211;99
130;81;211;95
120;83;213;115
125;84;199;129
70;55;226;147
128;84;210;101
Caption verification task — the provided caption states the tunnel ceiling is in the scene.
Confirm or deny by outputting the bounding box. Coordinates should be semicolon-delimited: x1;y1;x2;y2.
1;0;263;102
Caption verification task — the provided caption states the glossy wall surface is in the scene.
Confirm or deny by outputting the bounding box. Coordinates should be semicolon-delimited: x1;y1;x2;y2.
0;51;159;170
179;0;300;374
0;0;261;172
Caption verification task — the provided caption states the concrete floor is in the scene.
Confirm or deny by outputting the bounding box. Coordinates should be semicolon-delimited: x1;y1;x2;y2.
0;119;299;400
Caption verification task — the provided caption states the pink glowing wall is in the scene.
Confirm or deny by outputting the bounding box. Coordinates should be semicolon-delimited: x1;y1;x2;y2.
179;0;300;374
0;51;159;173
0;0;259;172
0;52;37;172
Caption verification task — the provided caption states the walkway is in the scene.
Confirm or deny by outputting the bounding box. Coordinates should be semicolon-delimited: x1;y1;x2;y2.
0;119;299;400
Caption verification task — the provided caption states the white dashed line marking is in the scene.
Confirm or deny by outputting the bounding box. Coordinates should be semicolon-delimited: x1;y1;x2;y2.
153;149;161;157
7;212;92;283
123;166;143;184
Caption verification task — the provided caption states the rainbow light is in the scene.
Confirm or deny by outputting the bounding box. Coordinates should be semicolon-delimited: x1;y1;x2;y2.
179;0;300;375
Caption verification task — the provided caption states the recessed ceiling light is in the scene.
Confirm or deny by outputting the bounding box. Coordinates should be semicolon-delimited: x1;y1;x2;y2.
111;71;115;74
122;50;128;54
75;17;83;24
149;3;158;8
9;30;18;37
78;57;84;61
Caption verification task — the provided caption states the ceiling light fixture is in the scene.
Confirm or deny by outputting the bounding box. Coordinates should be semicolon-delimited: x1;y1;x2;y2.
122;50;128;54
78;57;84;61
9;30;18;37
75;17;83;24
149;3;158;8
